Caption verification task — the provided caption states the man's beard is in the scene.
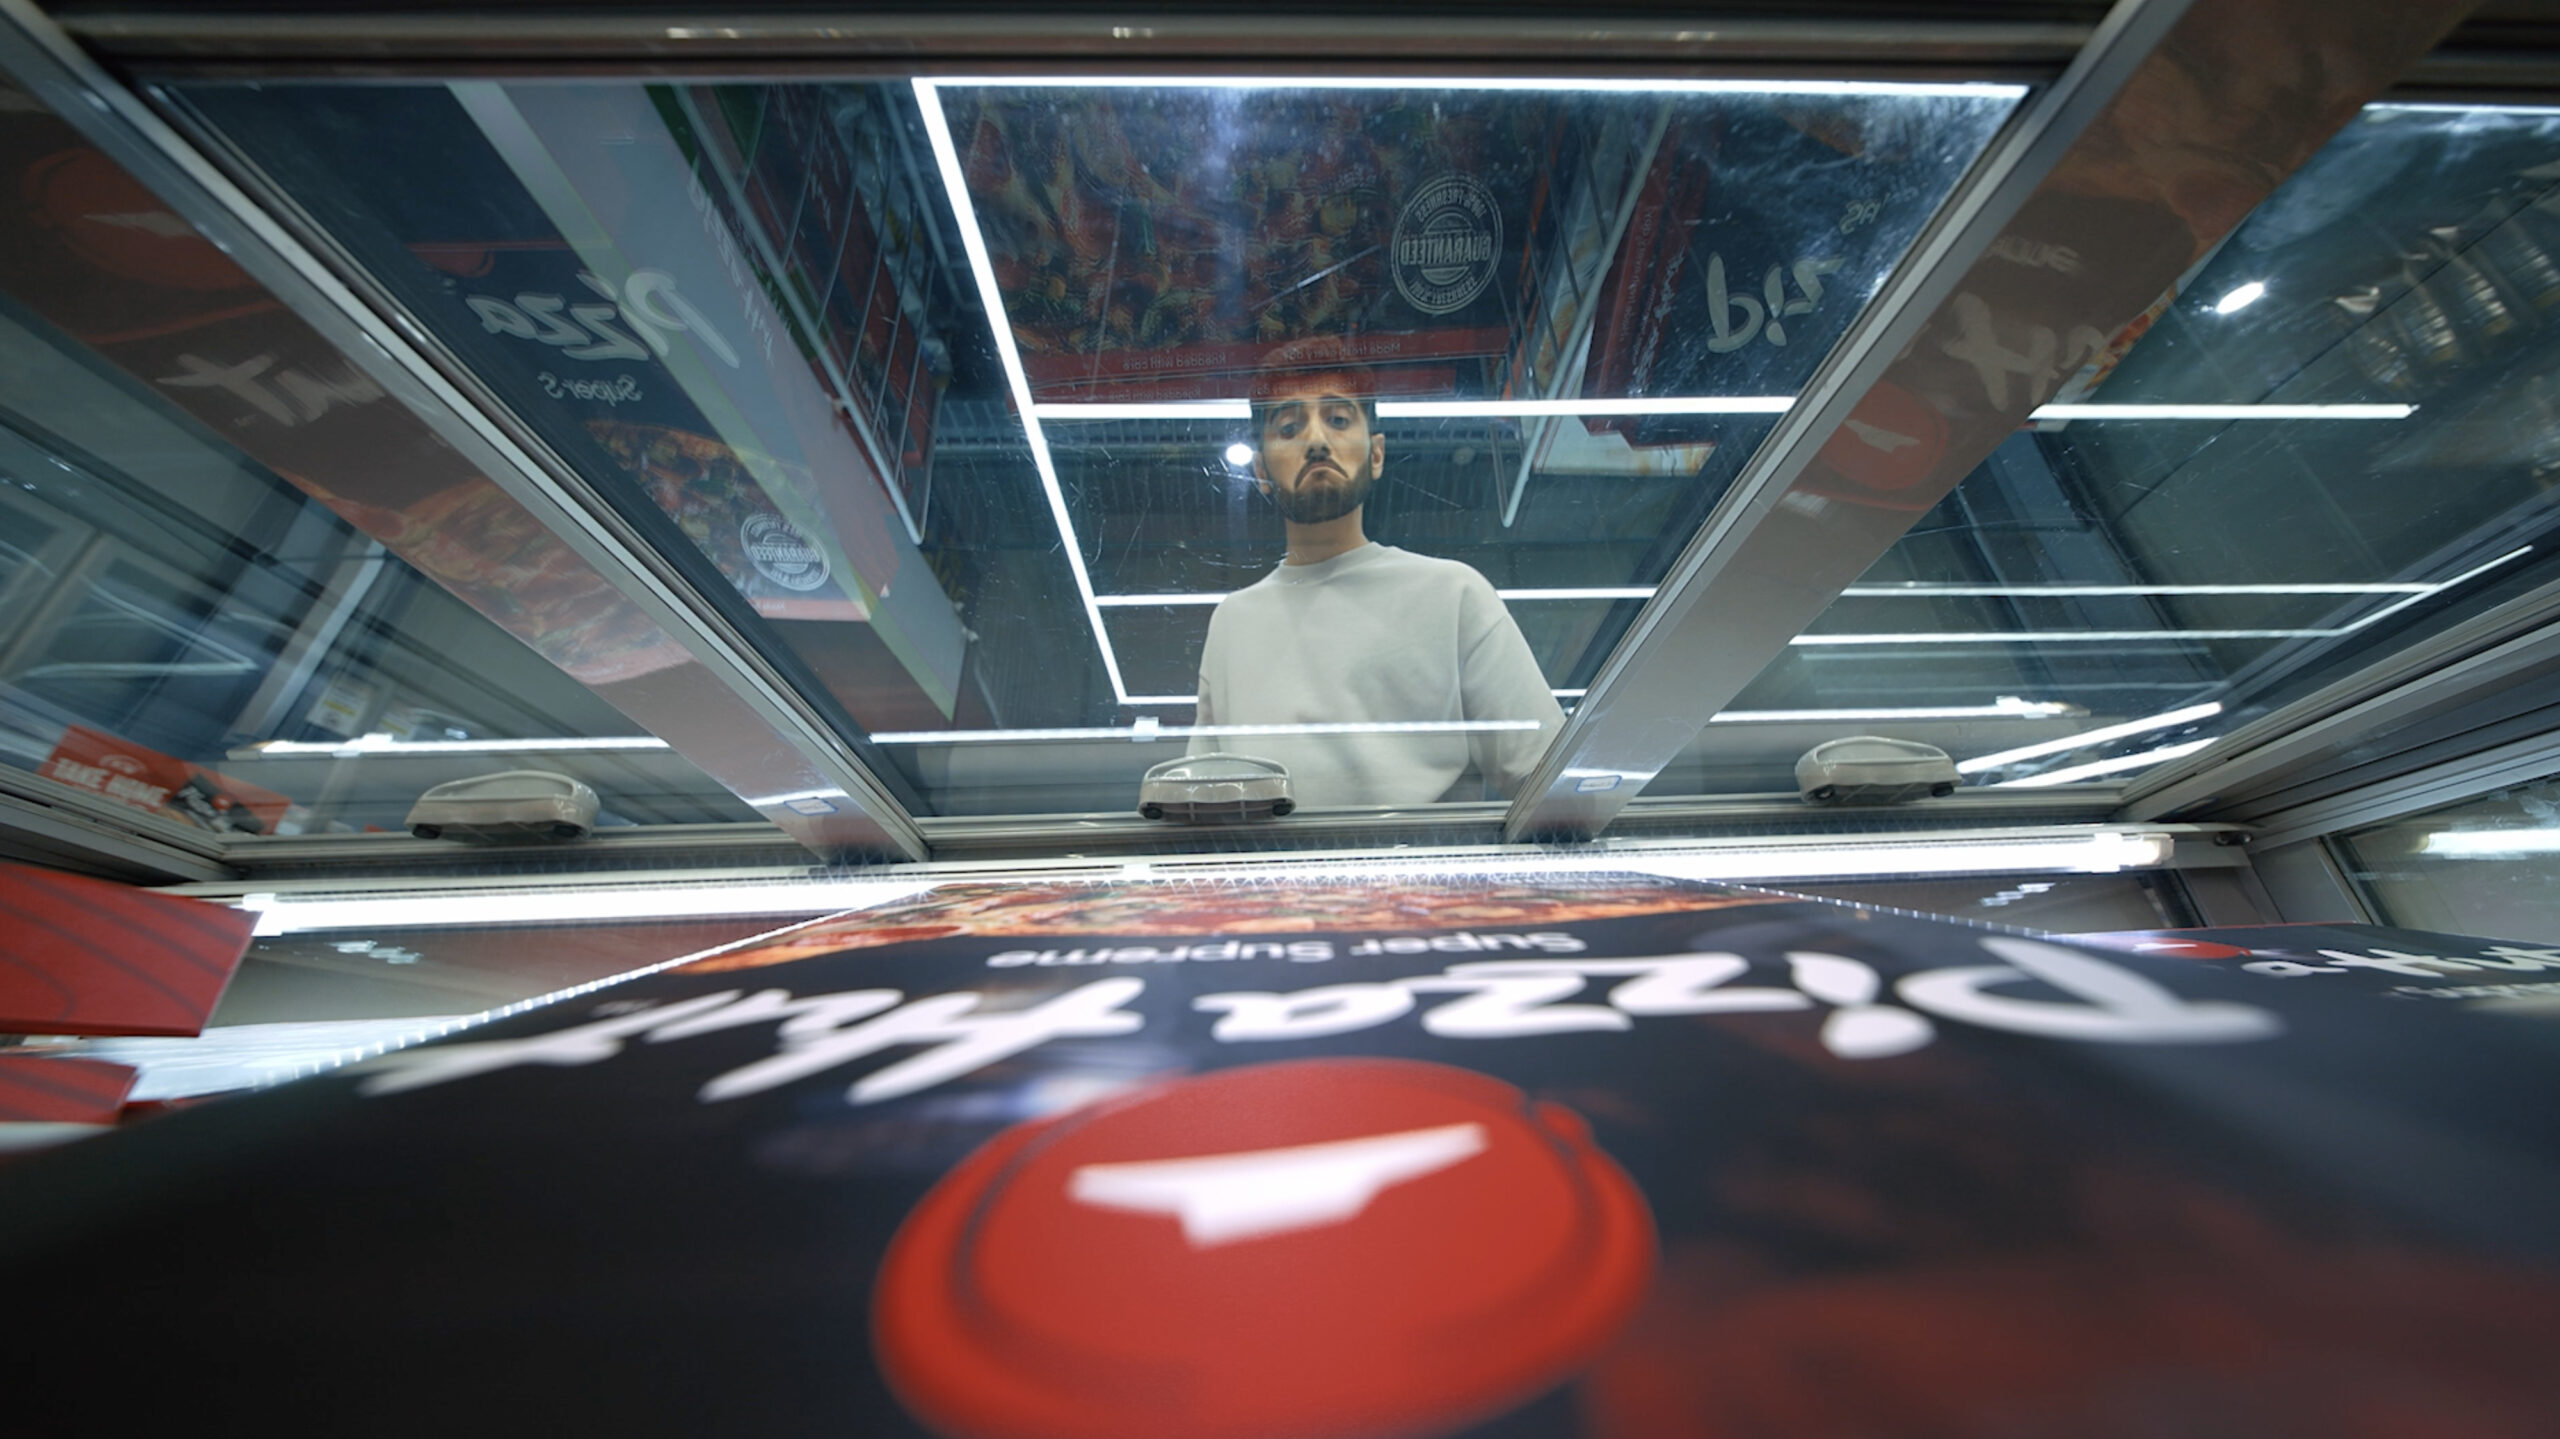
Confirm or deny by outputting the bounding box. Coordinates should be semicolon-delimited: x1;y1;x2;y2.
1271;456;1373;525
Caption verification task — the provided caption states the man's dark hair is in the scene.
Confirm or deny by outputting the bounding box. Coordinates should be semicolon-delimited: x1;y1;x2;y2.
1247;335;1380;442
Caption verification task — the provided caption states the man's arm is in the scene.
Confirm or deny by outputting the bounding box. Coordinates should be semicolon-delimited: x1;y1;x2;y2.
1456;581;1566;797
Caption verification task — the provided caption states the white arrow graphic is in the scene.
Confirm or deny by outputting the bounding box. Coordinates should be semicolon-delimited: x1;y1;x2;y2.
1068;1122;1490;1248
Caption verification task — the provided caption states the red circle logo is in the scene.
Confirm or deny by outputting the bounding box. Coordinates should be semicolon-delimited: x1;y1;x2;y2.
875;1058;1655;1439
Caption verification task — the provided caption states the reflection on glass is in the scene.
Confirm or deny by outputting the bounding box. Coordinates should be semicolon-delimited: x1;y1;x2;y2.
2337;773;2560;943
1669;103;2560;797
0;92;752;833
178;75;2019;814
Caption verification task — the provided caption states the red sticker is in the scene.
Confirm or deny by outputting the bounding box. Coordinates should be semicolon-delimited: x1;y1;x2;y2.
876;1058;1655;1439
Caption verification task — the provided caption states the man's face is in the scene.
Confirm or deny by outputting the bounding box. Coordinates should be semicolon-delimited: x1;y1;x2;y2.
1254;380;1383;526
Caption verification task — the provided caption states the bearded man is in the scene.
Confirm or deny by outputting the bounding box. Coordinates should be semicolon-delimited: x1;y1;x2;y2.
1188;339;1564;807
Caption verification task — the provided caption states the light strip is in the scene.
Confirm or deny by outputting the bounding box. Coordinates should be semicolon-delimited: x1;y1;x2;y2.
2418;828;2560;857
1714;699;2078;724
243;734;671;757
1796;546;2530;647
1494;586;1658;601
1794;629;2333;644
234;880;938;935
934;76;2025;100
2029;403;2414;421
1035;401;1252;421
915;80;1132;702
1631;831;2169;880
1990;738;2216;788
868;719;1540;744
1839;581;2434;597
1029;398;2410;425
1379;396;1793;419
2368;102;2560;117
1956;701;2223;774
1098;579;2460;607
1096;587;1655;607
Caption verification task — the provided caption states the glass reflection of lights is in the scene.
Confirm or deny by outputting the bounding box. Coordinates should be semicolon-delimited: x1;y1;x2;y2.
2419;829;2560;857
1957;702;2223;776
2213;280;2268;314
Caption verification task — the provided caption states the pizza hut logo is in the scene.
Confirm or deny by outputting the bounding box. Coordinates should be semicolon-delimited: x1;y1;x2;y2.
875;1058;1653;1439
740;512;829;592
1392;174;1502;317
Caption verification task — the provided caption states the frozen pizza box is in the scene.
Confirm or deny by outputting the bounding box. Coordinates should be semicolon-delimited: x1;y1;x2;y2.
2;875;2555;1434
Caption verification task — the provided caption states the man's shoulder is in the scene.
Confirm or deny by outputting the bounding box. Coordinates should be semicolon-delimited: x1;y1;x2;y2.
1364;545;1498;594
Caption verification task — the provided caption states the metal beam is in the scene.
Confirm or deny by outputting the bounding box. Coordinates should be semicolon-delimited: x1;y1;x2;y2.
2242;728;2560;854
1505;0;2473;843
2123;574;2560;823
0;0;930;862
56;9;2094;71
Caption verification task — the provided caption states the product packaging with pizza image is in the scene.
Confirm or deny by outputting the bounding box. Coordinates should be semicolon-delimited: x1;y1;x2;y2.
2;874;2556;1436
587;421;869;622
946;86;1547;404
37;723;291;835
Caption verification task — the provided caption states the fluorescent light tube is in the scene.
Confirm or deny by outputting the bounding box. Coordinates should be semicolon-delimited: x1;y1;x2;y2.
2029;403;2412;421
243;734;670;757
935;77;2025;100
234;881;937;935
2418;829;2560;857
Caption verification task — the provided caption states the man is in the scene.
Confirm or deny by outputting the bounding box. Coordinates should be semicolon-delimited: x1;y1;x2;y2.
1190;340;1565;807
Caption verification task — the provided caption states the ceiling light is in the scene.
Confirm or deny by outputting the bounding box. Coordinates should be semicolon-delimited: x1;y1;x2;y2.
240;734;669;758
2417;828;2560;857
2028;402;2409;420
1378;397;1792;419
914;80;1131;703
2213;281;2267;314
1957;702;2222;774
936;77;2024;101
1988;738;2216;788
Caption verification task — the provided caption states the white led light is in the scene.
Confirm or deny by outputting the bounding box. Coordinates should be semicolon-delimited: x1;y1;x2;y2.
1807;547;2530;649
1714;698;2078;724
1841;581;2433;597
868;719;1539;745
2367;102;2560;118
1956;702;2223;774
1631;831;2170;880
936;76;2025;100
1989;738;2216;788
2418;828;2560;857
1099;572;2496;611
1035;401;1256;421
2212;281;2267;314
1378;396;1793;419
243;734;669;757
233;880;938;936
1097;588;1658;606
1795;630;2330;644
2028;403;2411;421
1224;442;1256;466
915;80;1132;702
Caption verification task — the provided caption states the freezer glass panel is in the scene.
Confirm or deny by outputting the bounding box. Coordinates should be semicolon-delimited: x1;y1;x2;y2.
175;77;2020;815
0;81;755;834
2336;772;2560;944
1669;103;2560;797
